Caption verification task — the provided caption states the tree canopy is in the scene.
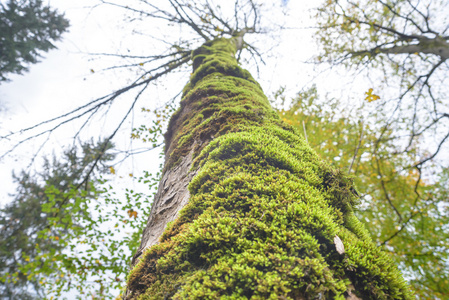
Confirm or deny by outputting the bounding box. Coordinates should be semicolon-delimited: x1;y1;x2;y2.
0;0;69;82
315;0;449;174
275;85;449;299
0;140;115;298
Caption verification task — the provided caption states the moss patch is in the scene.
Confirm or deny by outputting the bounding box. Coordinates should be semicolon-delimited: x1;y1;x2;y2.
127;37;412;299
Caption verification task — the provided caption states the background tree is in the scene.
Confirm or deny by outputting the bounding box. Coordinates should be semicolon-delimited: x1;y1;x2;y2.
0;103;173;298
275;86;449;299
313;2;449;297
0;139;114;299
314;0;449;173
0;0;69;82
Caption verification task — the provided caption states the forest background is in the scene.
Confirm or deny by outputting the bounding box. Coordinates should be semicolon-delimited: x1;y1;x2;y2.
0;0;448;299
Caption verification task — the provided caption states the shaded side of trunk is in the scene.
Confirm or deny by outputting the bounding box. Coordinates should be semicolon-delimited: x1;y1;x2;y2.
127;37;412;300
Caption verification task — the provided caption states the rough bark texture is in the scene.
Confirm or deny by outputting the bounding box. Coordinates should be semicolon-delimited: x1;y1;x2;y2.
126;37;413;299
132;149;198;265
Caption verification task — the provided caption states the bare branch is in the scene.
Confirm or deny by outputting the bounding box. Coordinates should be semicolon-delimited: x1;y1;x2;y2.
348;121;364;174
168;0;210;41
413;130;449;168
350;38;449;60
1;54;190;160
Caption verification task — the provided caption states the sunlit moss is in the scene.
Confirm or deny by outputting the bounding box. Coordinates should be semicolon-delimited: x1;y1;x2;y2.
127;37;412;299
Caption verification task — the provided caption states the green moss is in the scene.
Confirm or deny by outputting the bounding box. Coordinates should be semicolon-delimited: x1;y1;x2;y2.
127;37;413;299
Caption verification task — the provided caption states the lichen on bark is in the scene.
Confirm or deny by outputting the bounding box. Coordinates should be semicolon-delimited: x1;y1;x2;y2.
126;37;412;299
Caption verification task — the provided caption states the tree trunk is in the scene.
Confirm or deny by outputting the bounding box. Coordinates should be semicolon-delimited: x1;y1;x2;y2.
126;37;412;299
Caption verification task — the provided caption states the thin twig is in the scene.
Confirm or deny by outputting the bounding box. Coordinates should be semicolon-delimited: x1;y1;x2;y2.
348;121;364;174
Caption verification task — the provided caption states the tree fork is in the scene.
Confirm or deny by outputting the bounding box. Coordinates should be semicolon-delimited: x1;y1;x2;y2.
126;37;412;299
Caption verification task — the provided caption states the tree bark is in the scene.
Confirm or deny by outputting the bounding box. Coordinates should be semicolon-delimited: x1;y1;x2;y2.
126;37;412;299
351;36;449;60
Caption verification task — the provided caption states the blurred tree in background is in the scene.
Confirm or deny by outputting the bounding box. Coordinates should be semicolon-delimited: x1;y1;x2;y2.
275;86;449;299
0;0;69;82
0;140;114;298
313;2;449;297
314;0;449;173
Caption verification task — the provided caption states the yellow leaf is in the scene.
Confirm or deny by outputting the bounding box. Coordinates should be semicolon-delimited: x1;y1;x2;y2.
139;62;144;66
25;257;30;262
109;166;116;174
90;69;95;73
365;88;380;102
127;209;138;218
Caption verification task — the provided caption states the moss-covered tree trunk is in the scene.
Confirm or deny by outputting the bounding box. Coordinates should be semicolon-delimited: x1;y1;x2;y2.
126;37;412;299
